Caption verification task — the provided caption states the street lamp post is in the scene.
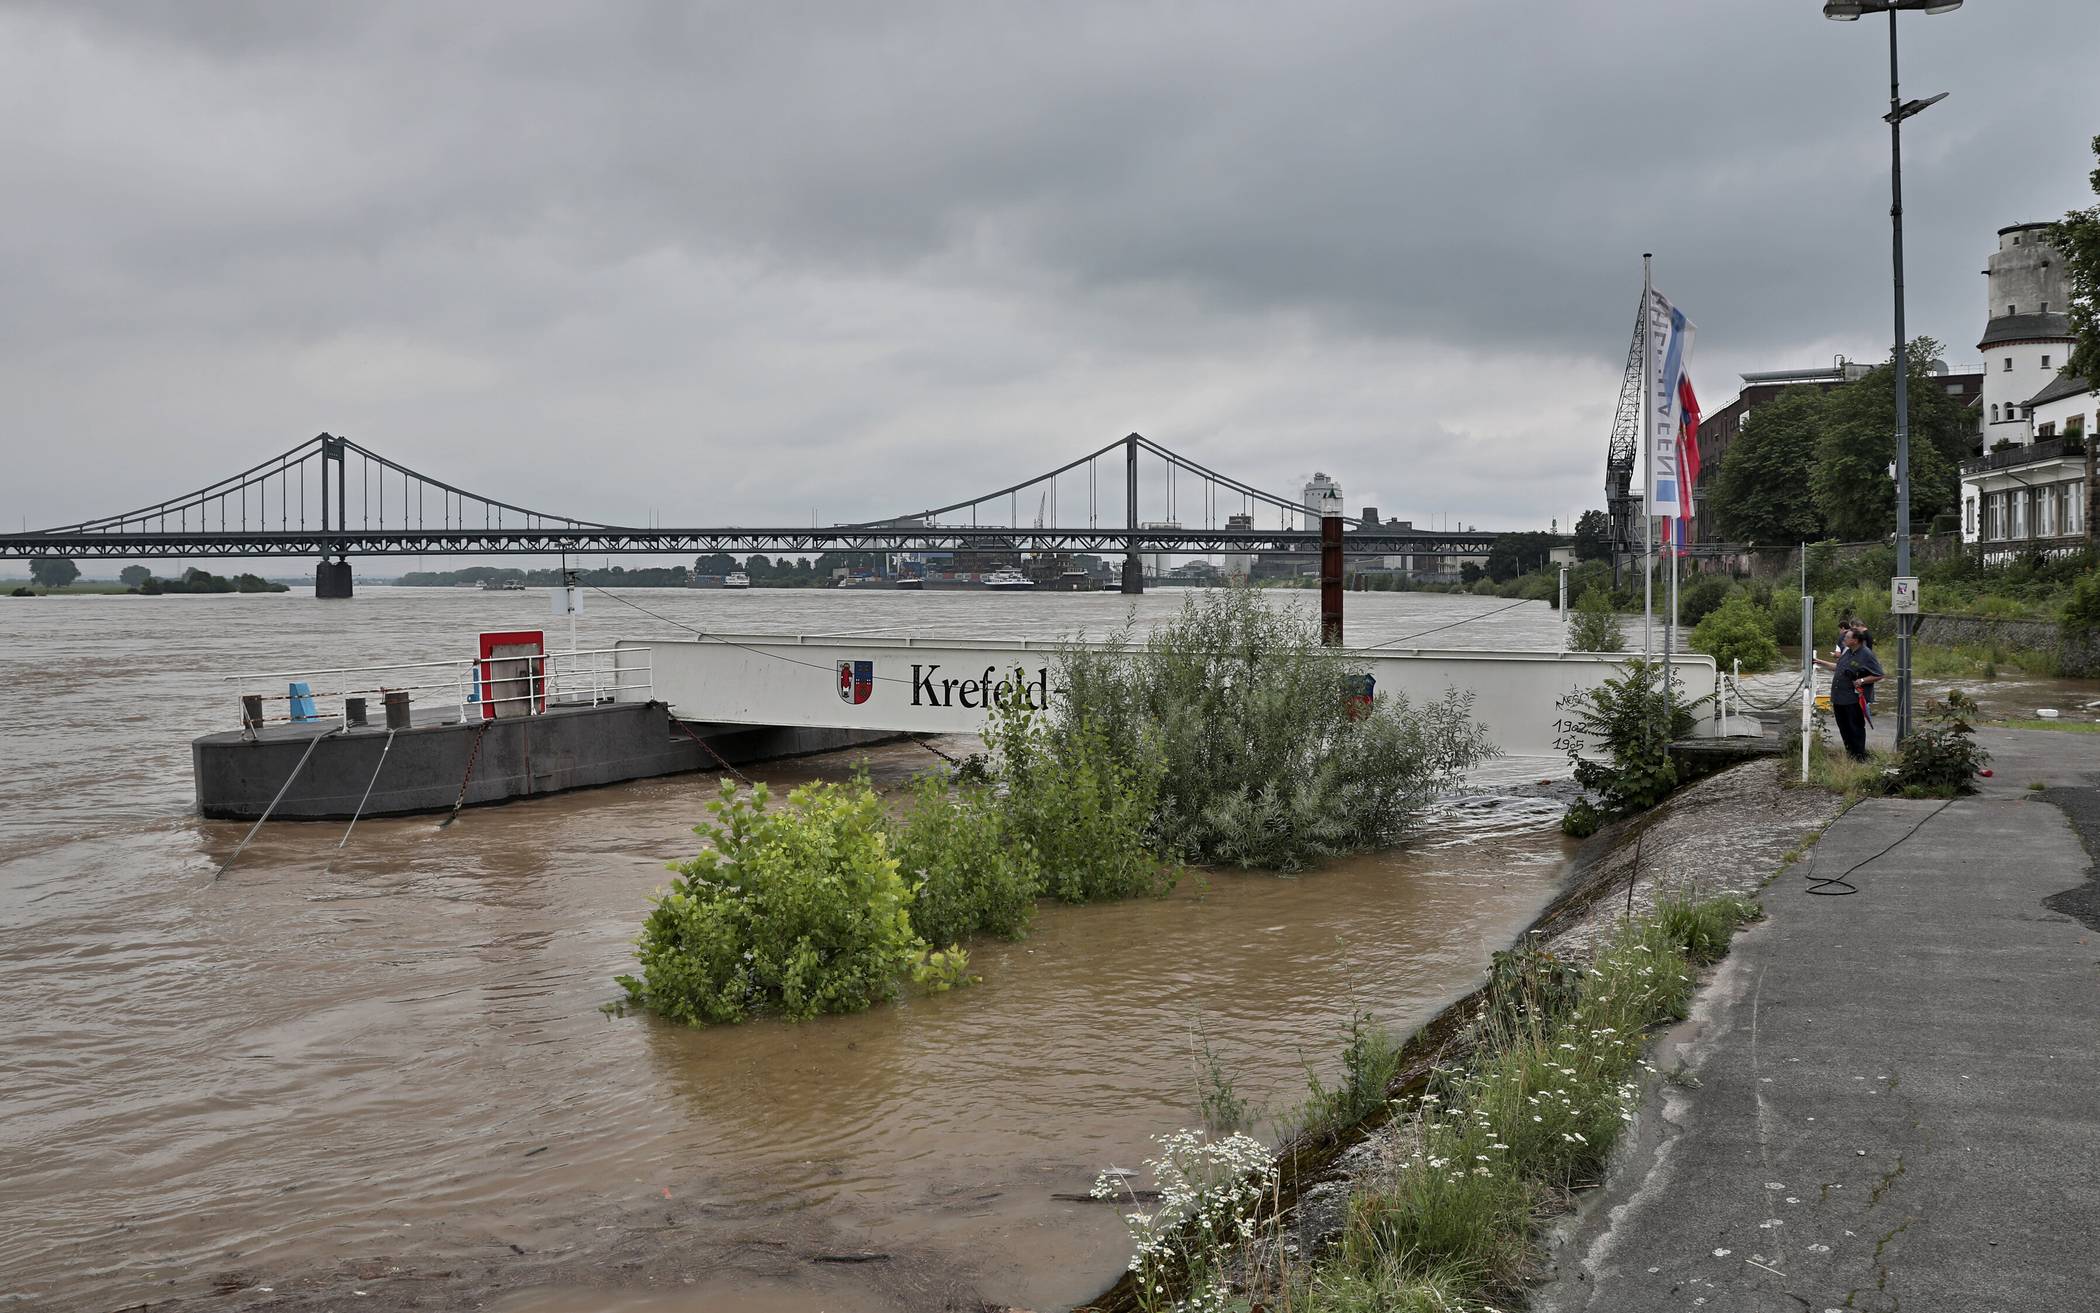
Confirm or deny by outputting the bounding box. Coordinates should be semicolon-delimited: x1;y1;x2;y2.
1824;0;1959;745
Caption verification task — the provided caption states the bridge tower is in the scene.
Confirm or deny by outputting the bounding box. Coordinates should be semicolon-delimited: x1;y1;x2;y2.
1122;432;1143;594
315;433;352;598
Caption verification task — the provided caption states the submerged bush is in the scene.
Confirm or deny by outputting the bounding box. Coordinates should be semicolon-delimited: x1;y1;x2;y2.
617;781;920;1025
983;697;1176;903
1569;586;1626;653
888;771;1038;947
1047;588;1495;872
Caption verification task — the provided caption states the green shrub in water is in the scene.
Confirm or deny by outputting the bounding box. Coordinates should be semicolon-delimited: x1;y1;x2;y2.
887;771;1038;947
617;780;921;1025
1048;587;1494;871
1690;594;1780;673
982;696;1176;903
1569;586;1626;653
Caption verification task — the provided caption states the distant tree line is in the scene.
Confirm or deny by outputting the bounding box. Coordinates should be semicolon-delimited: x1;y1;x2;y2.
139;567;287;594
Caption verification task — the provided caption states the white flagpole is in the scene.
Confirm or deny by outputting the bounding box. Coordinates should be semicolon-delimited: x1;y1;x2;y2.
1641;253;1655;657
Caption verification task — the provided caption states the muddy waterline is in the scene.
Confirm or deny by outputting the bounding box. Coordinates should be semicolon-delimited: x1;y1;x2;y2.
1;587;1576;1310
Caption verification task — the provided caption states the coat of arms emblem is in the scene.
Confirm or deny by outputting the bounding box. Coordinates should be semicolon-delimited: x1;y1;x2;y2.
837;659;874;705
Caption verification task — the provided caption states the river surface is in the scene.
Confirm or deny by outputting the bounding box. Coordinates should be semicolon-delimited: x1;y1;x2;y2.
0;587;1578;1312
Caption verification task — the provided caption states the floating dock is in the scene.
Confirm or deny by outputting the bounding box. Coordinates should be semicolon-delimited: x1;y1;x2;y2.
193;634;898;821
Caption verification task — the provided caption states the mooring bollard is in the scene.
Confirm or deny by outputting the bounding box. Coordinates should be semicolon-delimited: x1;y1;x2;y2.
345;696;368;728
383;689;412;731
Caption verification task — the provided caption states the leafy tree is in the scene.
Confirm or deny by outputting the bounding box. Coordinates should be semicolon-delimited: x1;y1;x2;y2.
29;558;79;588
1459;561;1483;584
1676;575;1735;629
2047;134;2100;385
1689;594;1779;672
1572;509;1612;562
694;552;736;576
1486;531;1557;583
1812;341;1961;540
119;565;151;588
1711;386;1829;546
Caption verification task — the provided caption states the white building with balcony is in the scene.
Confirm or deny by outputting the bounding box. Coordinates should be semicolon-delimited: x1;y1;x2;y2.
1958;223;2090;560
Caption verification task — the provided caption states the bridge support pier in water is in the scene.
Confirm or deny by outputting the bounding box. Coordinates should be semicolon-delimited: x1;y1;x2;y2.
315;559;353;599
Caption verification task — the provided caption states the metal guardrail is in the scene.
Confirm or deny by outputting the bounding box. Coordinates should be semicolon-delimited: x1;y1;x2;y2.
222;647;653;730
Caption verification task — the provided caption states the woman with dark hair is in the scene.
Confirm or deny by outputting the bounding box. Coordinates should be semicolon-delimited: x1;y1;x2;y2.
1815;627;1884;760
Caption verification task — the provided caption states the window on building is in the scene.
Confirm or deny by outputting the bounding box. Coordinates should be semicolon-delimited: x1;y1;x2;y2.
2012;491;2028;539
2071;486;2088;538
2041;302;2049;313
1965;497;1978;537
2041;422;2057;438
2038;489;2056;538
1991;405;2000;422
2005;358;2014;371
2042;355;2051;369
2008;304;2017;315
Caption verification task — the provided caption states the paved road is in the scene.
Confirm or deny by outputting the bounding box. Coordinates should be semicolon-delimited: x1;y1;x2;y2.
1540;728;2100;1313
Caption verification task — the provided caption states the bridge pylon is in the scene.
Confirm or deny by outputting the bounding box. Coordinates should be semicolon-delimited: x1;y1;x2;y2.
1121;433;1143;594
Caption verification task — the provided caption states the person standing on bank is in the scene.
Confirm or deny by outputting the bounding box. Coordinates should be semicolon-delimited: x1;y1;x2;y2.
1815;627;1884;761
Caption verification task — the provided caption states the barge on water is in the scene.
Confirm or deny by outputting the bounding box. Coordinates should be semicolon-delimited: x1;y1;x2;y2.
194;630;895;821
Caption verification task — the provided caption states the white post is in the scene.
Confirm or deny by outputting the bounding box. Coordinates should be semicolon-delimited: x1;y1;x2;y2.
1558;563;1569;654
1801;685;1813;783
1641;254;1655;657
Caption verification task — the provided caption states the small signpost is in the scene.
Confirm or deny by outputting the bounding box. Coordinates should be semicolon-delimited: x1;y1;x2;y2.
1891;576;1919;616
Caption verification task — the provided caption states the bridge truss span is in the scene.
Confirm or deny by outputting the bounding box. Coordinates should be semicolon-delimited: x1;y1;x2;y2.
1;429;1505;567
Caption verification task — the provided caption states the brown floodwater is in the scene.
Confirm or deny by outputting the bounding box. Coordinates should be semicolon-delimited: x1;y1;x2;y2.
0;587;1576;1312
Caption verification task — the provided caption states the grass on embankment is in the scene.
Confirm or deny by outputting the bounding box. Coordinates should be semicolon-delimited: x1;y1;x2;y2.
1788;744;1895;801
1989;717;2100;734
1910;642;2059;680
1103;891;1764;1312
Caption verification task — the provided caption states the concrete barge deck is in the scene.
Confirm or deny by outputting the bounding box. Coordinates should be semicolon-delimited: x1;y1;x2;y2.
192;701;897;821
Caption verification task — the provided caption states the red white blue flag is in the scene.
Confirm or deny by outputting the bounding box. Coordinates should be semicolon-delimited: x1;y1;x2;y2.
1674;372;1702;553
1645;290;1697;518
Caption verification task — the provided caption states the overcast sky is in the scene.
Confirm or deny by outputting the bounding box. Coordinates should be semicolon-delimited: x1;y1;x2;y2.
4;0;2094;556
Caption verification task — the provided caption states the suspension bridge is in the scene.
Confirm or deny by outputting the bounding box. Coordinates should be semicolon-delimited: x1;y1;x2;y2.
1;431;1504;596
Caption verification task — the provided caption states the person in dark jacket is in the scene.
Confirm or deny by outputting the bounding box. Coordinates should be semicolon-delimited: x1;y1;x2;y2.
1815;627;1884;760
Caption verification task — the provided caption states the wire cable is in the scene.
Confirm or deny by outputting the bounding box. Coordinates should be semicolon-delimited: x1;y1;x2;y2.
587;585;936;688
1800;798;1952;897
1367;598;1536;650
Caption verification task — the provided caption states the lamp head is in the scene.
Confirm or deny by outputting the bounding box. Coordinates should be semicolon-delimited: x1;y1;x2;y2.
1823;1;1865;18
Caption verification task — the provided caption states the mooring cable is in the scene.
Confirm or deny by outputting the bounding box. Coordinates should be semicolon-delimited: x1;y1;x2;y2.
336;728;397;849
215;725;343;881
585;584;937;689
1800;797;1953;897
438;718;494;829
673;718;754;787
1366;597;1536;650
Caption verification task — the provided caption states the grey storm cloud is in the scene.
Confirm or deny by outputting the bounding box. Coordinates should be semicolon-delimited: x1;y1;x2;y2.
2;0;2094;545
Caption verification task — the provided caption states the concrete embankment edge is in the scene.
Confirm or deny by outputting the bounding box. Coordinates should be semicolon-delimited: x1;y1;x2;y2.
1533;739;2100;1312
1076;761;1845;1313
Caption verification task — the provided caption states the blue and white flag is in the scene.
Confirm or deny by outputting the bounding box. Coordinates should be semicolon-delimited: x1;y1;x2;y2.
1645;289;1696;513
